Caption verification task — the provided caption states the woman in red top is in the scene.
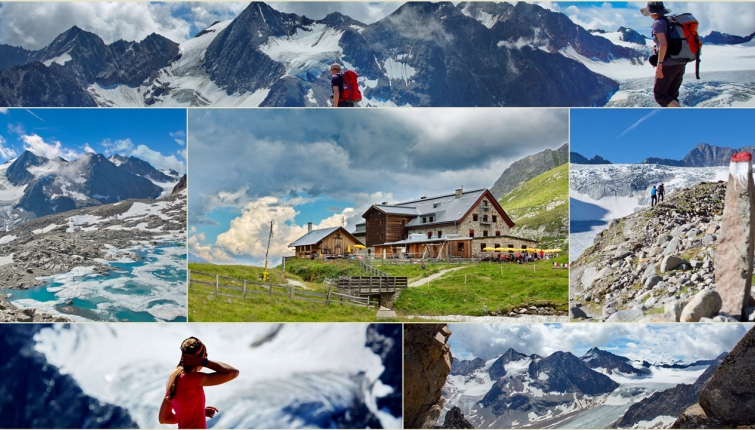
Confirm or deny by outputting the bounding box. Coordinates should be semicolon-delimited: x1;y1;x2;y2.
159;337;240;429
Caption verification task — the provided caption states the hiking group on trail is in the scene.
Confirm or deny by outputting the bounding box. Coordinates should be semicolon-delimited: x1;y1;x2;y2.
159;337;239;429
642;1;702;108
651;183;666;207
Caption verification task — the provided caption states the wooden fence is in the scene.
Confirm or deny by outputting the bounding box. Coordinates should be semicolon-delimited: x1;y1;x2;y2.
189;270;374;308
358;259;388;276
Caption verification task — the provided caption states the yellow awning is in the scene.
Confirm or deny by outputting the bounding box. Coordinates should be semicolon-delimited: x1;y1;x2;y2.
483;247;496;251
353;245;366;249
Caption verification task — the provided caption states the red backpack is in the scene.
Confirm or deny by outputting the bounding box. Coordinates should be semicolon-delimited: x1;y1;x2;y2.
663;14;702;79
341;70;362;103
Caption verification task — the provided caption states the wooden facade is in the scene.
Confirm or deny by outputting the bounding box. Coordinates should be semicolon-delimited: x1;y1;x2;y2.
374;239;473;259
292;227;362;259
363;207;415;247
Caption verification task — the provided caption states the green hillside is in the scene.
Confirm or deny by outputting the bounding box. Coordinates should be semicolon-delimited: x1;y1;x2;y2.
498;163;568;240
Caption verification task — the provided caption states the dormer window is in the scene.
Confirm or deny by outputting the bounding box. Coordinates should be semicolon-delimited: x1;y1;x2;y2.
422;217;427;223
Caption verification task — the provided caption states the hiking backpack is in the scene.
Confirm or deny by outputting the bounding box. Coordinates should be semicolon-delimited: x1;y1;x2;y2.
662;13;702;79
341;70;362;104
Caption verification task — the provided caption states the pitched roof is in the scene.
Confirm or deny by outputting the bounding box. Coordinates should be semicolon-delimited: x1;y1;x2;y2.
289;227;346;247
369;188;488;225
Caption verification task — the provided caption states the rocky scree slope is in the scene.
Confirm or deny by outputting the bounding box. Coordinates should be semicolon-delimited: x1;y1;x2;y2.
570;181;755;322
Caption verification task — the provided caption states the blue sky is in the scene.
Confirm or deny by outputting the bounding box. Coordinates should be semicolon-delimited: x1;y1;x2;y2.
448;323;753;363
0;108;186;173
570;108;755;164
187;109;567;265
1;2;754;50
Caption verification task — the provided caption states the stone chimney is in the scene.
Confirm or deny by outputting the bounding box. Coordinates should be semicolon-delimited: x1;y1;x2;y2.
715;152;755;320
455;187;463;198
307;222;313;234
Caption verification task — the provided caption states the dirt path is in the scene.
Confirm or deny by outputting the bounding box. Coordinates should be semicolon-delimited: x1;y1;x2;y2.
409;266;465;287
286;279;310;290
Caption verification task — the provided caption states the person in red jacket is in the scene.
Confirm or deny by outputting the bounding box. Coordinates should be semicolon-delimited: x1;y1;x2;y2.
159;337;240;429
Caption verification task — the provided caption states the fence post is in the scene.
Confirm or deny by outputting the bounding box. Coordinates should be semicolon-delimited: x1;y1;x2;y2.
215;275;219;294
243;280;247;299
289;286;294;299
269;284;272;297
326;285;332;305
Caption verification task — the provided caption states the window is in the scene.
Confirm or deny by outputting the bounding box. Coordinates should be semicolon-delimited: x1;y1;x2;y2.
482;215;488;222
492;215;497;223
473;214;478;221
430;216;434;222
401;220;405;227
469;229;474;237
437;230;442;238
483;230;488;237
480;243;487;252
422;217;427;223
380;219;383;226
427;232;433;239
508;244;514;248
495;231;501;236
457;243;464;252
495;244;500;249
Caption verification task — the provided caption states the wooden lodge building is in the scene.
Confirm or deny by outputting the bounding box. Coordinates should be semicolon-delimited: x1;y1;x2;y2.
289;223;363;259
353;187;537;259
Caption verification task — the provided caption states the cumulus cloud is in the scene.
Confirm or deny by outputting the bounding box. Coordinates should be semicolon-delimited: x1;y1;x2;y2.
0;2;191;49
101;138;135;155
7;123;25;136
0;136;17;159
213;197;359;262
448;324;751;362
21;134;78;160
83;143;96;154
268;2;401;25
131;144;186;174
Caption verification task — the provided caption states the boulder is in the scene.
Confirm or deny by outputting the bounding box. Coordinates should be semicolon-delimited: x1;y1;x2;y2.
699;326;755;425
645;275;663;289
680;289;722;322
570;307;588;320
606;308;645;322
661;255;687;273
663;299;686;322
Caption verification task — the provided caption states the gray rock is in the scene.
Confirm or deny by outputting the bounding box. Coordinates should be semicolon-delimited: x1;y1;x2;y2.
699;326;755;425
606;308;645;322
570;306;588;320
664;237;681;255
713;312;738;322
645;296;658;308
655;234;672;246
745;307;755;322
663;299;686;322
602;306;617;319
702;234;717;246
644;275;663;289
680;289;723;322
661;255;687;272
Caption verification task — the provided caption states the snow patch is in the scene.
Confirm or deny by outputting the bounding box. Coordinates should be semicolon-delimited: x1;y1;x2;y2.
42;51;72;67
32;223;58;234
383;57;416;85
0;235;17;244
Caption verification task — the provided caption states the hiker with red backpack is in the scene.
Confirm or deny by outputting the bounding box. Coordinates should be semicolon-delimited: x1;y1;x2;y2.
329;63;362;107
642;1;702;107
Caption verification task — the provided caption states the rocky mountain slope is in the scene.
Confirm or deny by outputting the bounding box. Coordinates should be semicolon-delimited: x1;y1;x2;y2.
498;163;568;241
611;353;726;428
0;2;630;107
643;143;755;167
404;324;453;429
0;150;179;232
702;31;755;45
0;325;138;428
581;347;651;376
570;152;612;165
491;144;568;199
672;326;755;428
570;180;755;322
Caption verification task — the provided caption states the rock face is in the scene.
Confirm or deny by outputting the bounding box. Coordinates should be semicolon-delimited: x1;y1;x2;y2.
570;181;735;321
0;325;137;428
581;347;651;376
702;31;755;45
613;352;726;428
698;326;755;426
404;324;453;429
643;143;755;168
570;152;612;165
172;174;188;194
0;62;98;107
488;348;529;380
715;153;755;320
451;357;487;376
491;143;568;199
440;406;474;429
617;26;648;45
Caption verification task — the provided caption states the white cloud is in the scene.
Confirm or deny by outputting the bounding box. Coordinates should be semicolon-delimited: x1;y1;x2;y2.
131;144;186;175
212;196;359;264
7;124;25;135
101;138;135;156
170;130;186;146
21;134;78;160
0;136;17;159
83;143;96;154
0;2;191;49
448;324;752;362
